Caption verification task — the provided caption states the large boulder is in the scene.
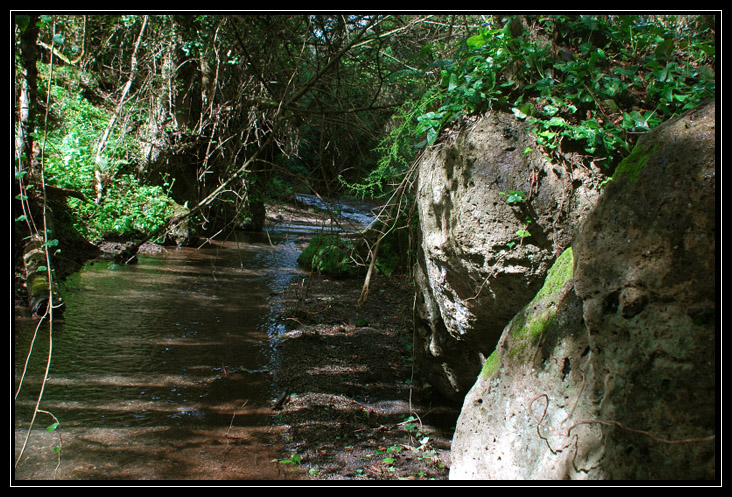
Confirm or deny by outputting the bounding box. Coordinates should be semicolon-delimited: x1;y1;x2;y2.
413;112;602;400
450;248;592;479
572;100;717;479
449;101;716;480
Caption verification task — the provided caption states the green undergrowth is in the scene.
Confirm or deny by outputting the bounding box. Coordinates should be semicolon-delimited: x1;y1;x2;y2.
32;63;176;243
298;217;412;279
297;234;360;278
431;15;714;173
364;14;714;196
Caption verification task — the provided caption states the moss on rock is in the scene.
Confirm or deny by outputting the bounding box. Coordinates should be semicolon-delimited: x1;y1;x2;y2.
480;349;501;379
509;247;573;355
612;143;661;183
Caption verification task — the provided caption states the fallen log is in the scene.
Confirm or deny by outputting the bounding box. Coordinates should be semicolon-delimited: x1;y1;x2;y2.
43;184;88;203
22;236;65;318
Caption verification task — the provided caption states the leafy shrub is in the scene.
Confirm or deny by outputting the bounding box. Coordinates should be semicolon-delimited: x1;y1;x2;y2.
297;234;359;278
37;63;176;242
415;15;715;171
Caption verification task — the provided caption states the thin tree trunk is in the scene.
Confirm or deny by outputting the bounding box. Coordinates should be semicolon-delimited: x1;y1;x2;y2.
15;15;39;176
357;152;421;307
357;200;397;308
93;15;148;203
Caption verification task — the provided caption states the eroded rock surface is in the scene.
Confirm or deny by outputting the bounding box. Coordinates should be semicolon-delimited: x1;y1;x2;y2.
413;112;602;399
449;101;716;480
572;101;716;479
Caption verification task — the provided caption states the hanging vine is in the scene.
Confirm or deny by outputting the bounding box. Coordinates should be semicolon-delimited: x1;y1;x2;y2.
14;16;64;475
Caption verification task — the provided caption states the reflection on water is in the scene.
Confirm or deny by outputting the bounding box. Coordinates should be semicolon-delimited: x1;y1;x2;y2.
13;230;309;480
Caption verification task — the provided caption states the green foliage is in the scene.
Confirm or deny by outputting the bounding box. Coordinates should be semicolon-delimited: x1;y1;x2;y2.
297;234;359;278
343;92;441;199
351;15;714;214
278;452;301;465
70;178;174;240
413;15;715;171
36;63;175;242
498;189;527;205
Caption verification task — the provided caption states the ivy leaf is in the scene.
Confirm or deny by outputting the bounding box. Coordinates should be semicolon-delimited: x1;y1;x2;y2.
466;32;489;49
448;72;460;91
426;127;438;146
538;130;557;139
511;107;528;119
499;190;526;205
543;104;559;116
547;116;568;127
622;110;650;131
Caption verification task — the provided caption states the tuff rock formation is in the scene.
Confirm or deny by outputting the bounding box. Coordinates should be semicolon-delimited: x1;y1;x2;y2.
449;101;716;480
413;111;603;400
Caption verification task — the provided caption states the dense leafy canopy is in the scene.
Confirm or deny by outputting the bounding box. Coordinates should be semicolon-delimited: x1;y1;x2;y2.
13;13;716;244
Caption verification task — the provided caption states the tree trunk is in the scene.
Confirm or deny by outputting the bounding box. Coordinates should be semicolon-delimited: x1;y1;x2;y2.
93;15;148;203
15;15;40;176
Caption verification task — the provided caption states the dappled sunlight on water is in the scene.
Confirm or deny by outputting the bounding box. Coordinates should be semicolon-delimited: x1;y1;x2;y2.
14;230;309;480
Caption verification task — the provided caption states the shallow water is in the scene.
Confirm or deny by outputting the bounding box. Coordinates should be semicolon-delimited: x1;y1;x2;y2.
13;229;312;480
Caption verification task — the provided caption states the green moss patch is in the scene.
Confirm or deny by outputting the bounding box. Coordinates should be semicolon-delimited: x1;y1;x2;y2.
480;349;501;379
532;247;574;306
509;248;573;355
612;144;661;184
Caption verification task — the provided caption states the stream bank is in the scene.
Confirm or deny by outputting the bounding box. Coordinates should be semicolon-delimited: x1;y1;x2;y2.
264;198;459;480
270;272;458;480
14;198;459;481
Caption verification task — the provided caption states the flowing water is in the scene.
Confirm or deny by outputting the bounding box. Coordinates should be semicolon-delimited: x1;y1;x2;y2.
13;227;319;481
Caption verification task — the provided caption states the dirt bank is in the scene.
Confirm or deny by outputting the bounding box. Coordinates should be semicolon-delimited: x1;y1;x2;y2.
269;271;460;481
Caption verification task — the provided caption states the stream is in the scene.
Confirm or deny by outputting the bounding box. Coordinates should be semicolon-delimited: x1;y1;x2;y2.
13;201;374;481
